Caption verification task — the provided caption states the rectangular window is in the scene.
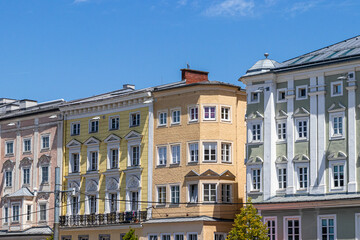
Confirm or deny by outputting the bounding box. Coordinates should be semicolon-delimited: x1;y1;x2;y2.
277;122;286;141
89;120;99;133
6;141;14;154
72;196;78;215
221;107;230;121
330;113;344;139
109;193;117;212
131;146;140;166
4;207;9;223
72;153;80;173
331;81;343;97
131;191;139;211
157;186;166;205
189;143;199;163
71;122;80;136
12;205;19;222
149;235;158;240
221;143;231;163
42;166;49;183
171;145;180;164
204;106;216;120
333;165;344;188
27;205;31;221
99;235;110;240
188;234;197;240
189;184;198;203
296;119;308;140
161;234;171;240
158;112;167;126
298;167;308;189
41;135;50;149
203;142;217;162
5;171;12;187
89;195;97;214
189;106;198;122
23;168;30;185
277;88;286;102
110;149;119;169
252;169;261;190
214;233;227;240
171;185;180;204
285;218;300;240
278;168;287;189
109;116;119;130
23;139;31;152
319;216;336;240
90;151;98;171
221;184;231;203
251;123;261;142
203;183;216;203
40;204;47;221
174;234;184;240
130;113;140;127
158;146;167;166
264;218;276;240
250;92;259;103
171;110;181;124
296;85;307;100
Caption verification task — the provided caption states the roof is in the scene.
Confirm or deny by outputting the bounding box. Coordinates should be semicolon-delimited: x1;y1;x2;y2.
144;216;232;224
244;54;280;76
153;80;242;92
6;187;34;198
0;226;52;236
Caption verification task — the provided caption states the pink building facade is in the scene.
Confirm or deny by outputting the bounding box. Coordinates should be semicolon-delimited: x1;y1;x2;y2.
0;99;64;240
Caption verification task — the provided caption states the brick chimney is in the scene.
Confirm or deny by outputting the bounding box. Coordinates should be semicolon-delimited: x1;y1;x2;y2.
181;69;209;84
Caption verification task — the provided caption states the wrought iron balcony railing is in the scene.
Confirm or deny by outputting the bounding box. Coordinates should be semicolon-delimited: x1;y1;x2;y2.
59;211;147;227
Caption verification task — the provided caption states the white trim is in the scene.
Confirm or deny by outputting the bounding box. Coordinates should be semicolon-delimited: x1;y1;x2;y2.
355;213;360;240
202;182;218;203
248;91;260;104
202;105;217;121
160;233;171;240
5;140;14;155
70;121;81;136
187;181;198;203
188;104;199;123
170;107;181;125
22;138;32;153
295;85;308;100
156;184;167;206
187;141;199;163
331;80;343;97
263;216;277;240
277;88;287;103
173;233;185;240
283;216;301;240
295;163;309;192
247;120;263;144
108;115;120;130
40;133;51;150
276;119;287;142
157;145;168;166
202;142;217;162
187;232;198;240
247;165;262;193
317;214;336;240
129;111;141;127
220;105;232;123
295;117;309;141
220;142;232;163
38;201;49;223
328;160;346;192
329;111;345;140
88;119;99;133
158;110;168;127
286;79;295;195
170;143;181;165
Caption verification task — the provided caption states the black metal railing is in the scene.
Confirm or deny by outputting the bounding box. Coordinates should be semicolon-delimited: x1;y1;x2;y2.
59;211;147;227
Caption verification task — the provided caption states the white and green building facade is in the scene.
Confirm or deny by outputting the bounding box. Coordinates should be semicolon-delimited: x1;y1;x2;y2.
241;36;360;240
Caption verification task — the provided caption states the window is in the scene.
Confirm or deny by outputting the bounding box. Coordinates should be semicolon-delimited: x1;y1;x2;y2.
221;107;230;121
6;141;14;154
41;135;50;149
42;166;49;183
188;233;197;240
264;217;277;240
171;109;180;124
296;85;307;100
161;234;171;240
130;113;140;127
189;106;198;122
298;167;308;190
221;184;231;203
277;121;286;141
318;215;336;240
23;168;30;185
174;234;184;240
296;118;308;140
203;106;216;120
221;143;231;163
72;196;79;215
110;149;119;169
203;183;216;203
171;185;180;204
5;171;12;187
109;116;119;130
149;235;158;240
12;205;19;222
23;139;31;152
40;204;47;221
332;164;345;188
189;184;198;203
99;235;110;240
250;92;259;103
157;186;166;205
27;205;31;221
4;207;8;223
90;151;98;171
158;111;167;126
285;217;300;240
72;153;80;173
214;233;227;240
278;167;287;189
89;195;97;214
331;81;343;97
130;191;139;211
171;145;180;164
330;113;344;139
89;120;99;133
277;88;286;103
109;193;117;212
71;122;80;136
158;146;167;166
249;122;262;143
189;143;199;163
203;142;217;162
252;169;261;191
131;146;140;166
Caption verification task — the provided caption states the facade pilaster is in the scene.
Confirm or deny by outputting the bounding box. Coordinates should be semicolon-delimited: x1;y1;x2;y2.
33;118;39;188
317;74;326;193
309;76;318;193
286;79;295;195
15;124;21;190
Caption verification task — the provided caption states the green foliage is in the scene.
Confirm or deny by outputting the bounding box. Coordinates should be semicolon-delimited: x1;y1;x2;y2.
46;235;54;240
123;228;138;240
227;198;269;240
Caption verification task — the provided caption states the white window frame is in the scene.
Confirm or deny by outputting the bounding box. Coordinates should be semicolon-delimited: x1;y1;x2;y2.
38;202;47;222
171;144;181;164
22;167;31;186
148;235;158;240
5;170;12;187
296;85;308;100
317;215;336;240
160;233;171;240
157;146;167;166
264;216;277;240
203;105;217;121
41;165;49;184
249;91;260;104
109;148;119;169
188;183;198;203
203;142;217;162
170;184;180;205
221;142;232;163
109;115;120;130
88;119;99;133
277;88;287;103
157;185;167;205
129;111;141;127
3;206;9;224
158;110;168;127
23;138;32;153
171;108;181;125
71;122;80;136
11;203;20;223
188;105;199;123
69;148;81;174
188;142;199;163
221;183;232;203
174;233;184;240
277;166;287;191
295;163;309;192
203;183;217;203
247;165;262;192
41;134;51;150
5;140;14;155
220;105;231;122
295;117;309;141
214;233;227;240
248;120;263;144
331;80;343;97
187;233;198;240
276;120;287;142
329;112;345;140
329;160;346;192
283;216;301;240
88;151;98;171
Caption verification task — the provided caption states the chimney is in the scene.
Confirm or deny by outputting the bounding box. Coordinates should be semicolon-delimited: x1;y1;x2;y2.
181;69;209;84
123;84;135;90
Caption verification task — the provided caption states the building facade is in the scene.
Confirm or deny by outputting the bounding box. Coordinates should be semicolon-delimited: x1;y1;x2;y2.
0;98;64;240
242;36;360;239
142;69;247;240
59;85;154;240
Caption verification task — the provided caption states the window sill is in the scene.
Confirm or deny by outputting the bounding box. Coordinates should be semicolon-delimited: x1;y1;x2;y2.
187;161;198;165
187;120;199;124
247;142;263;146
296;97;307;101
156;164;167;168
23;151;32;155
295;139;308;143
88;131;99;134
155;204;166;208
202;160;218;164
40;148;50;152
202;119;216;122
5;153;14;157
329;136;345;141
221;161;232;164
220;119;231;123
170;122;181;126
276;140;287;144
41;182;49;186
129;125;140;128
70;133;80;136
169;204;180;208
329;187;346;192
157;125;167;128
186;202;198;207
68;172;80;176
170;163;180;167
248;190;262;194
109;128;119;131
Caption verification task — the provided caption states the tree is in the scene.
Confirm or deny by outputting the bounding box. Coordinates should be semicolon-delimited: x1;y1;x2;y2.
123;228;138;240
227;198;269;240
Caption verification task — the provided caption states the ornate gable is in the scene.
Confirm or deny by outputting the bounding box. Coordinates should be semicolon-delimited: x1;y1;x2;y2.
86;180;98;192
104;134;121;143
328;102;346;113
39;154;51;165
293;107;310;117
84;136;100;146
66;139;82;148
127;175;140;190
124;130;142;140
20;157;33;167
276;155;288;164
293;154;310;162
246;156;263;165
106;177;119;191
276;110;288;120
184;170;200;178
200;169;220;178
328;151;347;161
2;159;15;172
246;111;264;120
219;170;236;180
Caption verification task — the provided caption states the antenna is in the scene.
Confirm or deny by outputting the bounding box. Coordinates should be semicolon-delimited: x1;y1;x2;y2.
186;62;190;69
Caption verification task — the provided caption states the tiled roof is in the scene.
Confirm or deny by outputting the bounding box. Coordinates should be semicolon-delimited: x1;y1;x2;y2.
6;187;34;198
0;226;52;236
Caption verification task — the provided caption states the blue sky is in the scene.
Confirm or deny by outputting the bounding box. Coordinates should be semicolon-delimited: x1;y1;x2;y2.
1;0;360;102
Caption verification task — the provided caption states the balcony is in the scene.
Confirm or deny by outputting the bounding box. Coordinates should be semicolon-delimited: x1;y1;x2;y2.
59;211;147;227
